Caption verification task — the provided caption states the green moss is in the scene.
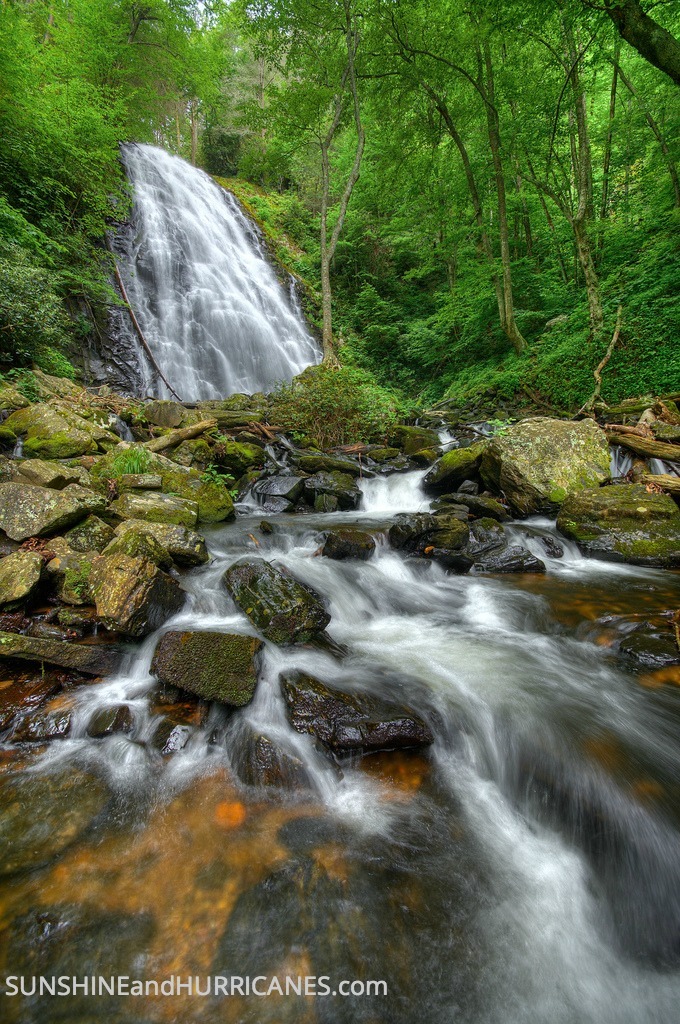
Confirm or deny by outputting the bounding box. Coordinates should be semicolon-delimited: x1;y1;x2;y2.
24;430;96;459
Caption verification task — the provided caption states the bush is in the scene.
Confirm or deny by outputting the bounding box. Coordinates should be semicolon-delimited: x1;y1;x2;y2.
270;365;400;449
0;241;72;366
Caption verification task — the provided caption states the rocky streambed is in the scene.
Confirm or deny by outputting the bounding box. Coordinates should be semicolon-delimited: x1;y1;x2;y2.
0;374;680;1024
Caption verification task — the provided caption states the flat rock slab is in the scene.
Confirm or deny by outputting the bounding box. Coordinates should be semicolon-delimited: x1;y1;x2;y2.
109;491;199;528
0;483;107;541
0;630;122;675
281;670;433;755
151;630;263;707
556;484;680;567
223;558;330;645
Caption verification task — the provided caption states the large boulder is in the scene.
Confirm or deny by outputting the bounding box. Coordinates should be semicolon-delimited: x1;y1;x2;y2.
423;442;488;494
109;491;199;528
480;417;610;515
113;520;208;566
230;728;309;789
4;403;118;458
0;483;107;541
556;484;680;567
215;439;265;476
432;491;510;522
101;529;174;570
223;558;330;644
0;551;43;607
472;544;546;574
280;670;433;755
89;553;185;636
45;551;95;605
0;630;122;675
151;630;262;706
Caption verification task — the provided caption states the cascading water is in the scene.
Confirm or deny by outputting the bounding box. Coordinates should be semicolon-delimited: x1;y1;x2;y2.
113;144;320;400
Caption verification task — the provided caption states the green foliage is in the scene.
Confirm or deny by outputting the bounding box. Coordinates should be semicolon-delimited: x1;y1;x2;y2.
270;366;400;449
201;463;232;486
108;448;153;478
1;370;41;404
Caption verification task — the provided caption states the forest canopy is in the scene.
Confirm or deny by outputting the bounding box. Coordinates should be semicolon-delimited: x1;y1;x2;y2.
1;0;678;411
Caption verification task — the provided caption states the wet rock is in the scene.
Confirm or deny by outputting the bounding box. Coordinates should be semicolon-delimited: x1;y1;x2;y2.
0;675;62;731
15;459;83;489
223;558;330;644
428;500;470;521
7;902;154;1019
465;517;506;557
89;553;185;637
433;491;510;522
410;447;440;467
151;630;262;706
101;529;173;570
541;535;565;558
46;551;94;605
150;714;193;755
321;528;376;561
556;484;680;567
230;728;309;789
12;692;76;741
0;482;107;541
458;479;480;495
314;493;338;513
0;630;121;675
426;520;473;571
423;441;488;494
119;472;163;490
281;670;434;755
296;453;364;477
0;769;110;875
388;424;441;455
109;490;199;528
114;519;208;566
480;417;610;515
56;606;101;632
64;514;115;553
302;471;361;510
251;475;306;506
388;513;438;550
472;544;546;573
617;620;680;668
0;550;43;608
87;704;134;737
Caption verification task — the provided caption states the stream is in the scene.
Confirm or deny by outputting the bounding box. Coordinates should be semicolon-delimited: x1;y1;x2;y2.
2;470;680;1024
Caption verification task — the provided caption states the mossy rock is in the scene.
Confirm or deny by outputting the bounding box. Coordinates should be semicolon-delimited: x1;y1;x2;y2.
321;528;376;561
366;447;401;463
101;530;173;570
0;550;43;608
0;384;30;413
388;424;441;455
223;558;330;645
556;484;680;567
5;403;118;458
109;491;199;529
114;520;208;566
0;483;107;541
215;439;265;476
296;453;363;478
423;442;488;494
64;515;115;553
170;438;213;469
46;552;94;605
89;553;185;637
480;417;610;515
151;630;263;706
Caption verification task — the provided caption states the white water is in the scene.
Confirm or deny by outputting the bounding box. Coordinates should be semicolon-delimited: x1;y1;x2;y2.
117;145;319;400
10;472;680;1021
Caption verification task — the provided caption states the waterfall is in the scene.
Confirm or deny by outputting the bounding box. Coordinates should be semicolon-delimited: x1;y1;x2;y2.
113;144;320;401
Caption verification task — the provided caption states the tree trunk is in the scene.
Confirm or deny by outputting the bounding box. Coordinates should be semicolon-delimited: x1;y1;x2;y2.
190;101;198;166
603;0;680;87
482;41;527;355
599;41;620;253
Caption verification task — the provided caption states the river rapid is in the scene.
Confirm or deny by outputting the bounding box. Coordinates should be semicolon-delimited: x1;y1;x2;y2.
2;470;680;1024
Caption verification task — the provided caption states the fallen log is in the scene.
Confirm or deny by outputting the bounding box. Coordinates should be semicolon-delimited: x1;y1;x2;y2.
641;473;680;496
144;419;217;453
605;430;680;462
